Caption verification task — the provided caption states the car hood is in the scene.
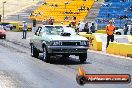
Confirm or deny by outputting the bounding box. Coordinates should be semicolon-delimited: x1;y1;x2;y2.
115;29;123;32
46;35;88;41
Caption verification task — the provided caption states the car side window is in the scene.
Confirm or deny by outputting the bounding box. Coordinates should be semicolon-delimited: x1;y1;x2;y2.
39;28;46;36
35;29;39;35
40;27;46;33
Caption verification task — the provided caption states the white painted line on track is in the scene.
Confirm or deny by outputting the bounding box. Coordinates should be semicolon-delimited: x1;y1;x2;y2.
0;80;6;88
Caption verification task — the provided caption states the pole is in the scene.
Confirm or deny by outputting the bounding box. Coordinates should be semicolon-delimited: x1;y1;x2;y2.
18;14;19;21
3;2;4;22
3;1;6;22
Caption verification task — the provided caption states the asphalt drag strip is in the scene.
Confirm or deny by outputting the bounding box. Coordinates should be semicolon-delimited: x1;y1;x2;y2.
0;39;132;88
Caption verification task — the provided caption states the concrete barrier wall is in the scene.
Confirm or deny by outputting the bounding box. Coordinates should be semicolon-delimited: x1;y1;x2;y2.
96;30;106;34
127;35;132;44
79;32;132;57
106;42;132;57
79;32;102;51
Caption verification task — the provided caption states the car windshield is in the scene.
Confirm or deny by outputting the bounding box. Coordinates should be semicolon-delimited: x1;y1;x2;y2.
42;26;76;35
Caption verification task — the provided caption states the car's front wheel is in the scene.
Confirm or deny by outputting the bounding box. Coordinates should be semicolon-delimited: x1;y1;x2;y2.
79;53;87;63
42;46;50;62
3;35;6;39
31;44;39;58
62;55;70;58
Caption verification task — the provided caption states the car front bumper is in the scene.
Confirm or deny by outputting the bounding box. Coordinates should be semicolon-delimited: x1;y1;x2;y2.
47;46;88;54
0;34;5;38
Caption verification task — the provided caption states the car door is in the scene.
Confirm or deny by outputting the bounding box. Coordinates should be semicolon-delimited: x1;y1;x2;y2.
33;27;42;50
37;27;45;51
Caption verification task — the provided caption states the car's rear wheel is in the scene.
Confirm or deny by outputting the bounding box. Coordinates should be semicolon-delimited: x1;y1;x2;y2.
31;44;39;58
116;32;121;35
42;46;50;62
79;53;87;63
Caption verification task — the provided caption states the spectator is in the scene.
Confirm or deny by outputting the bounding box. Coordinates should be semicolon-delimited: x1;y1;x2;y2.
64;16;69;21
68;22;72;27
107;13;110;18
77;22;85;32
130;23;132;35
30;13;33;16
55;4;58;7
124;23;128;35
61;22;63;25
45;19;49;25
43;0;47;4
121;0;125;2
48;17;54;25
50;3;54;7
77;21;81;27
72;16;77;27
87;7;89;11
51;18;54;25
64;10;68;14
123;15;128;19
130;5;132;12
9;24;13;30
74;11;79;14
69;10;73;14
42;19;46;25
81;4;85;10
76;21;81;33
76;27;79;33
44;0;46;2
22;21;28;39
32;19;36;33
111;18;115;24
83;22;89;33
90;23;96;33
38;11;43;16
48;17;52;25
